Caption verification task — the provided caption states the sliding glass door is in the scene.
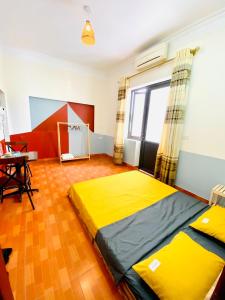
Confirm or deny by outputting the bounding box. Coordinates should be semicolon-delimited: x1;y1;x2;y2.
137;81;170;174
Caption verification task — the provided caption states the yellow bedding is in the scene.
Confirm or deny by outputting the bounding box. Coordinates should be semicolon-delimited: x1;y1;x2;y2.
68;170;176;237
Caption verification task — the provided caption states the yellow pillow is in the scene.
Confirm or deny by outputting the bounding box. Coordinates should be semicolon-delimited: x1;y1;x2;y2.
190;205;225;243
132;232;224;300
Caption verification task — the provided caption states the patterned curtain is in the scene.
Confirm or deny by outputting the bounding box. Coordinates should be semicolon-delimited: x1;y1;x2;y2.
154;48;194;186
113;77;129;165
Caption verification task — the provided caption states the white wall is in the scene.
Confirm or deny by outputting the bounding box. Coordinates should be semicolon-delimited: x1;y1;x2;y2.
1;10;225;165
0;48;4;91
107;11;225;162
168;14;225;160
1;49;110;136
0;48;6;141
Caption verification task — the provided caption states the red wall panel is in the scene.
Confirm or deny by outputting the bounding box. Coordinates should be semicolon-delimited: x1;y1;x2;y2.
69;102;94;132
10;105;68;159
9;101;94;159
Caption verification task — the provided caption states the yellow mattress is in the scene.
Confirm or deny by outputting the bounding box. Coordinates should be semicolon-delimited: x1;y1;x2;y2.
68;170;177;238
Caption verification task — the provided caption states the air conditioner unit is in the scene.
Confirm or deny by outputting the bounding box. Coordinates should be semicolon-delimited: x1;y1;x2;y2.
135;43;168;71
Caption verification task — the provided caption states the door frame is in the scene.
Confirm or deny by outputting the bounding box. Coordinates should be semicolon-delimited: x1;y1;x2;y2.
139;79;170;174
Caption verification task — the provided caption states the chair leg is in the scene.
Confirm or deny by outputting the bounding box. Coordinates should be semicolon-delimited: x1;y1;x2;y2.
0;189;3;203
7;165;13;174
28;182;33;196
26;186;35;210
27;164;32;177
18;188;23;202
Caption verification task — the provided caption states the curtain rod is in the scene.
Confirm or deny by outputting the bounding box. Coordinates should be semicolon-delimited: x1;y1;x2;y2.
127;47;200;80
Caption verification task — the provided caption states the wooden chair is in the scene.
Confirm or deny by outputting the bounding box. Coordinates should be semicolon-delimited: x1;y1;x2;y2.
5;141;28;152
5;141;32;177
0;156;35;210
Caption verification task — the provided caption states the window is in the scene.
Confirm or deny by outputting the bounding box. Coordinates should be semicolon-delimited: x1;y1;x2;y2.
128;88;146;140
127;81;170;141
145;86;169;143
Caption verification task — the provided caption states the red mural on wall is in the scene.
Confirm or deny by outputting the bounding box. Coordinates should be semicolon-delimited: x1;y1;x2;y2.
68;102;94;132
9;101;95;159
10;105;68;158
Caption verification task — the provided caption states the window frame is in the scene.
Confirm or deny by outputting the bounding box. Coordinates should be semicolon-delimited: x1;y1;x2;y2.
127;80;170;141
127;87;147;140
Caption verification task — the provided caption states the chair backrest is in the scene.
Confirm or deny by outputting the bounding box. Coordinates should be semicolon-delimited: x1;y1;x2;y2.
5;141;28;153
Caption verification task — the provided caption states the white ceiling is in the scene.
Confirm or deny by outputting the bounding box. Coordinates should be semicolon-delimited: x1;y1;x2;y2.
0;0;225;69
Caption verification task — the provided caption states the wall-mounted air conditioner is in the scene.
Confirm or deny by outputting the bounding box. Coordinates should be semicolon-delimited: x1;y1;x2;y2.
135;43;168;71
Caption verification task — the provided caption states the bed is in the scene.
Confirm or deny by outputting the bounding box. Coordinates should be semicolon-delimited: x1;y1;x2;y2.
68;171;177;238
68;170;225;299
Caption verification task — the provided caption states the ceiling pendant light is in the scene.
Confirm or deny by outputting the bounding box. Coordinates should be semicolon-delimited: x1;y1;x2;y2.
81;5;95;46
81;20;95;45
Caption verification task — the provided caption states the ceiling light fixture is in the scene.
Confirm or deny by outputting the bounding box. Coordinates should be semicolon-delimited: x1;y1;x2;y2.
81;5;95;46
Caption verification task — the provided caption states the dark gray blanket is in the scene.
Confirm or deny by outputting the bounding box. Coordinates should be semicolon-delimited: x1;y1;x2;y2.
95;191;207;283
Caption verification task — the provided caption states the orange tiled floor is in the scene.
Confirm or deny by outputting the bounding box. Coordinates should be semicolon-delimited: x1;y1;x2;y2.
0;155;135;300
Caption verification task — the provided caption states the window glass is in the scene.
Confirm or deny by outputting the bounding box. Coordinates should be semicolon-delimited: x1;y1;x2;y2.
127;82;169;141
130;91;146;138
145;86;169;143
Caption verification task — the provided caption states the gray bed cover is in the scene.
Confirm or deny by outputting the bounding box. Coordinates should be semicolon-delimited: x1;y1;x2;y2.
95;191;209;283
96;191;225;299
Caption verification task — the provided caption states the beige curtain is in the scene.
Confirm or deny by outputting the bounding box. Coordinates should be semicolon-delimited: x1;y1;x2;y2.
113;77;129;165
154;48;194;186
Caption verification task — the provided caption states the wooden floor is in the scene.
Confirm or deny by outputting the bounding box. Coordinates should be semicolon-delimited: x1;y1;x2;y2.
0;155;135;300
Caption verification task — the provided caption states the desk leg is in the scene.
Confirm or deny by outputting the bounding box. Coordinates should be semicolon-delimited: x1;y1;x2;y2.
28;188;39;193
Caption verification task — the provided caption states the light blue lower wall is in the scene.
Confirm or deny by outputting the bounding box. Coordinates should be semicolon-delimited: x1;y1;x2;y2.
121;139;225;201
104;135;114;156
96;136;140;160
176;151;225;200
93;136;225;202
91;133;113;155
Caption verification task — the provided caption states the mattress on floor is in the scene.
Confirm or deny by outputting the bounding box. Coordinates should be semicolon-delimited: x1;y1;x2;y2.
95;191;208;283
68;170;176;237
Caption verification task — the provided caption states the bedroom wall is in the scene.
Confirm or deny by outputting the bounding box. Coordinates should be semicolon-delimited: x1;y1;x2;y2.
107;11;225;199
0;48;114;155
3;50;109;136
0;49;4;90
12;96;100;159
1;11;225;198
0;48;7;142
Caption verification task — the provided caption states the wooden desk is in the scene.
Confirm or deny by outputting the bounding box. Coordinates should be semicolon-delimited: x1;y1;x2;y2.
0;151;39;195
0;151;38;162
24;151;38;161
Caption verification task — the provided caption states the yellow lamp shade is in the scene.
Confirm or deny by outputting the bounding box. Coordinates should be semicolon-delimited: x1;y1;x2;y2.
81;20;95;45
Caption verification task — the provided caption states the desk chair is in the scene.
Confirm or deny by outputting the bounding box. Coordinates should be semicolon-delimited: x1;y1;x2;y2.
0;156;35;210
5;141;32;176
